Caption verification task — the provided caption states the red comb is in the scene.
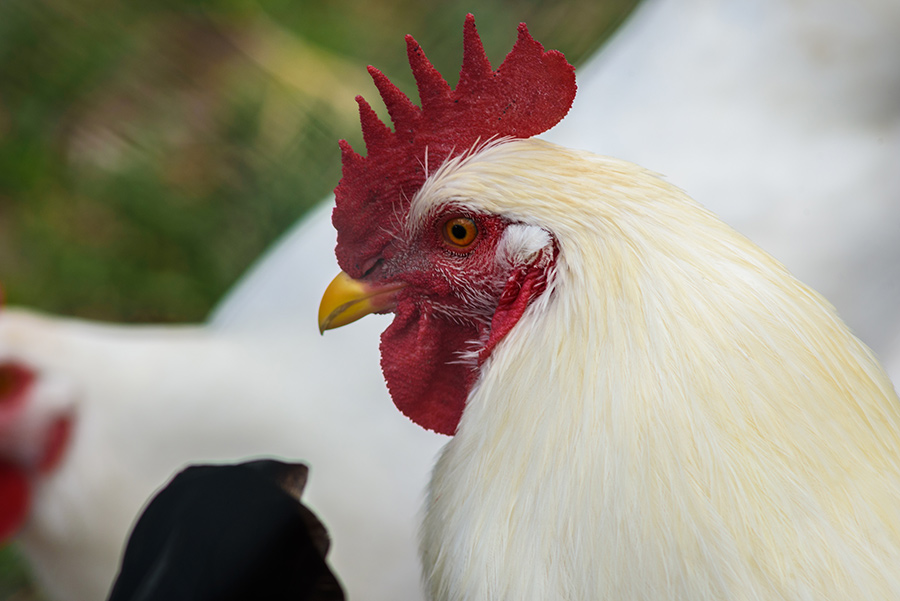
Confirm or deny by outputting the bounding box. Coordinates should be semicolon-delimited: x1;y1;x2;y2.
333;14;576;275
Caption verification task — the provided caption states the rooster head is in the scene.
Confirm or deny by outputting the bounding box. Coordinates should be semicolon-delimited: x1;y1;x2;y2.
0;290;75;545
318;15;575;435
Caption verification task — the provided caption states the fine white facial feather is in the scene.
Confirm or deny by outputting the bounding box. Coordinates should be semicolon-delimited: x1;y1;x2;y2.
494;224;553;272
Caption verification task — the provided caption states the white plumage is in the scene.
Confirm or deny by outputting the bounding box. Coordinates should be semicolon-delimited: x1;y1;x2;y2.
545;0;900;372
319;0;900;596
401;137;900;600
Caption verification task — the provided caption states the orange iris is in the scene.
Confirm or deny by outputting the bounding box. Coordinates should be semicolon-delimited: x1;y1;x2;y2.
442;217;478;250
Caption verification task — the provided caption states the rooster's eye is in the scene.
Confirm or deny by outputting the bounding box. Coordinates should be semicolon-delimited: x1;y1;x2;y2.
441;217;478;250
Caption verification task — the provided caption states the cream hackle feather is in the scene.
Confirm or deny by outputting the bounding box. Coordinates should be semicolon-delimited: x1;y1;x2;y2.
412;138;900;600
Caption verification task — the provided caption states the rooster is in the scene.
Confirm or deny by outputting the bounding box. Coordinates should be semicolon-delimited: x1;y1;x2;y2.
319;15;900;600
3;2;899;599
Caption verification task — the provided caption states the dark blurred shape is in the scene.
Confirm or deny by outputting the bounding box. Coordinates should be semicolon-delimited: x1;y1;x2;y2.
107;460;344;601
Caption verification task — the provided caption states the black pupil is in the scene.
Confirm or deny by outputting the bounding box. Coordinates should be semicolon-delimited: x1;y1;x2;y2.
451;223;468;240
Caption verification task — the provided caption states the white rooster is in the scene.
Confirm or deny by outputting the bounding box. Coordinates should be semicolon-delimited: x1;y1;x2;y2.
2;0;899;599
319;13;900;601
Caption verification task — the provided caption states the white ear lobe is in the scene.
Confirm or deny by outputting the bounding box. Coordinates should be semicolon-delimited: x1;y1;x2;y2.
496;224;553;268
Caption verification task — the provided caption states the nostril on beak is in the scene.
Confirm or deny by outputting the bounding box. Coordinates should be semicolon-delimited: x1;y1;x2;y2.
0;362;34;411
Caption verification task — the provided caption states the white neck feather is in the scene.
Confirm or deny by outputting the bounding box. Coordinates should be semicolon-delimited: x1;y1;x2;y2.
417;138;900;600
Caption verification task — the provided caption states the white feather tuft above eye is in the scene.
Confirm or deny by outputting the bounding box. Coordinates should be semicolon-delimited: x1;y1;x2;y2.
496;224;553;269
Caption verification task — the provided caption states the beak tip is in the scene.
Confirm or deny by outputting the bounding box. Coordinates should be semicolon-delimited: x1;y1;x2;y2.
318;271;403;333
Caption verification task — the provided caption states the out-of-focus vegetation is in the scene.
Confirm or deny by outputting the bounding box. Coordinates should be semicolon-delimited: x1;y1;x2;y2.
0;0;635;598
0;548;32;601
0;0;635;323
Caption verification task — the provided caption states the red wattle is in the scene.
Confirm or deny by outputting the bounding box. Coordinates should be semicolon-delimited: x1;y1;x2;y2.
380;259;551;436
380;302;476;436
0;462;31;544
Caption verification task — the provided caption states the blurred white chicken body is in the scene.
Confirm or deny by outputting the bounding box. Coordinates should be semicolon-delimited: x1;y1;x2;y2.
2;201;444;601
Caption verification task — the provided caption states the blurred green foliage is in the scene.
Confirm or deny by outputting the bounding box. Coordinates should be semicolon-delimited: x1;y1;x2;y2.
0;546;34;600
0;0;634;323
0;0;635;597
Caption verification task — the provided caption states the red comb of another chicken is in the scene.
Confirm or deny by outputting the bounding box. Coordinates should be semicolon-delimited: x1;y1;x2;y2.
333;14;576;275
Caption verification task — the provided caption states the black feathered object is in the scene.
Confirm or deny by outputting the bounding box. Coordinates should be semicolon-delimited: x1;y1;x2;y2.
107;459;344;601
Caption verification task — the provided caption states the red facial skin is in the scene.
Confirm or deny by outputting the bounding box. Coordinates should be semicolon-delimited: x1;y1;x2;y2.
361;210;553;436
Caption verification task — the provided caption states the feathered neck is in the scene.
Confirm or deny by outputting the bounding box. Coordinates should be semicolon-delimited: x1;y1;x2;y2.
419;138;900;601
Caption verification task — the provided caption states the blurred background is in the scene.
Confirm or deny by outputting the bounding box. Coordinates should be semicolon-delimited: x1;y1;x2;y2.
0;0;636;597
0;0;636;323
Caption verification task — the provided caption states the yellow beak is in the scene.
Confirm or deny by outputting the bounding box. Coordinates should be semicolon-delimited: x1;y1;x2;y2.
318;271;405;334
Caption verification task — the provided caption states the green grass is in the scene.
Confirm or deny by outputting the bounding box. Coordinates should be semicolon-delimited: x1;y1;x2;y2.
0;0;636;596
